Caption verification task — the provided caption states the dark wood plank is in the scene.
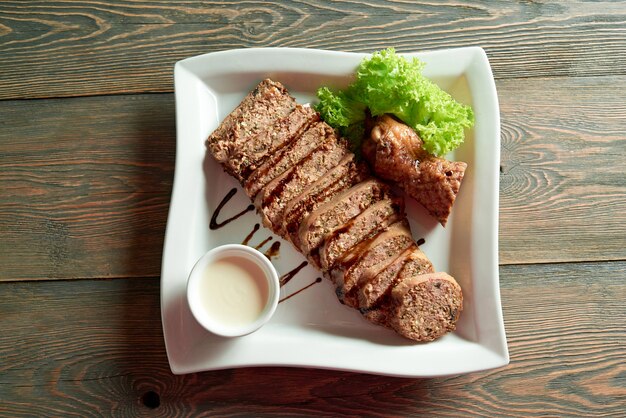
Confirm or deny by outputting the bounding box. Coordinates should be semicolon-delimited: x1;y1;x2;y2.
1;75;624;281
0;261;624;416
498;75;626;264
0;1;624;99
0;94;175;281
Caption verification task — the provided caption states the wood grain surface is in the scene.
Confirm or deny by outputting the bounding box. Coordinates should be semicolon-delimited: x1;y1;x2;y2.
0;262;624;416
0;1;625;99
1;0;625;415
498;75;626;264
0;94;174;281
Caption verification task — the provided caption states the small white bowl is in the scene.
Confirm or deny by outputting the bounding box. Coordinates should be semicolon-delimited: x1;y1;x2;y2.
187;244;280;337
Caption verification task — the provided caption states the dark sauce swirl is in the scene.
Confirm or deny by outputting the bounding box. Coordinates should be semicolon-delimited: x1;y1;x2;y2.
264;241;281;260
255;236;273;250
279;278;322;303
212;188;322;303
279;261;308;287
210;188;254;230
242;223;260;246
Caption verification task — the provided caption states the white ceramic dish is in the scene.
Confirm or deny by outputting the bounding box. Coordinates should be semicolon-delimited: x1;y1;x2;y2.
162;47;508;377
186;244;280;338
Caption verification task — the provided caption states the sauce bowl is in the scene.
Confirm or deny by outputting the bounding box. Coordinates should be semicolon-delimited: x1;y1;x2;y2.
187;244;280;337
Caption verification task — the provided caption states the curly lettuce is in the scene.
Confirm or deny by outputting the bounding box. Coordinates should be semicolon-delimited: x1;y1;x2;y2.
315;48;474;157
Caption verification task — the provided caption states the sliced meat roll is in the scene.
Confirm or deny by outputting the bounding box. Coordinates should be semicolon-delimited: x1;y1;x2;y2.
319;197;403;271
387;272;463;341
282;155;367;251
238;104;319;180
245;121;335;198
207;79;295;180
255;137;349;232
297;179;388;257
331;221;415;308
357;245;433;310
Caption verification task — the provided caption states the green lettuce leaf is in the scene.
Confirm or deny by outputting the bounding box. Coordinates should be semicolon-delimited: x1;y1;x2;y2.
315;48;474;157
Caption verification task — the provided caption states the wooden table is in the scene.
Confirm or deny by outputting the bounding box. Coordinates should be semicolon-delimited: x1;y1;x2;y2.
1;1;624;416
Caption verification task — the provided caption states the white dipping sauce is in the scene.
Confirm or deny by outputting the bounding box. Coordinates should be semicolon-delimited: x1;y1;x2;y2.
199;256;269;327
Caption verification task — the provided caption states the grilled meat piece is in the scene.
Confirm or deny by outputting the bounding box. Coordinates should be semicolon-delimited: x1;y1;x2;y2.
357;244;434;310
207;79;296;181
256;137;349;234
245;120;331;198
387;272;463;341
297;179;388;260
363;114;467;226
319;197;402;271
205;79;463;342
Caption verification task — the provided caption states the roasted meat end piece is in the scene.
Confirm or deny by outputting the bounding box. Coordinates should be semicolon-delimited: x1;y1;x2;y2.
388;272;463;341
363;114;467;226
206;79;296;181
362;271;463;342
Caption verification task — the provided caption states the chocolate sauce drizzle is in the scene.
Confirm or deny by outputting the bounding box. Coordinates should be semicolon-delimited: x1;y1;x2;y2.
242;222;279;258
210;188;254;230
278;261;323;303
279;261;308;287
242;223;260;246
255;236;273;250
212;188;322;303
280;278;323;303
264;241;281;260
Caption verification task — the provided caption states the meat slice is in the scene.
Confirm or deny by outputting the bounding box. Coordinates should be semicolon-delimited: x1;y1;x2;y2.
360;306;388;327
363;114;467;226
357;245;434;310
255;138;348;232
282;155;368;252
398;248;434;277
298;179;388;257
319;197;403;271
238;105;320;180
386;272;463;341
207;79;295;180
245;122;334;198
330;221;415;308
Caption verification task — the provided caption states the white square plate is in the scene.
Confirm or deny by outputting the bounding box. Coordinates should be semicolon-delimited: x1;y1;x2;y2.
162;47;508;377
